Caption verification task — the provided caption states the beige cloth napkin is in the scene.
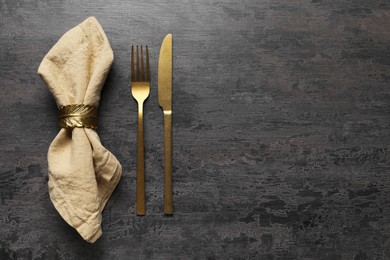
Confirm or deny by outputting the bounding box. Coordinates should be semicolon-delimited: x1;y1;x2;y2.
37;17;122;243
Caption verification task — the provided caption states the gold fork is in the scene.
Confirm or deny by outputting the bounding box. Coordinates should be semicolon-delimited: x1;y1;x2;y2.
131;45;150;216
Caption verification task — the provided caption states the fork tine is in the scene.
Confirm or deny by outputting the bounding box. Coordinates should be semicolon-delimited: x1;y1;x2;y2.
131;45;135;82
140;46;145;81
146;46;150;81
136;45;140;81
132;45;150;83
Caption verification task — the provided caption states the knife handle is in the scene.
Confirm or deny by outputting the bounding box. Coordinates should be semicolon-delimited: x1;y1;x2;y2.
163;110;173;214
136;104;145;216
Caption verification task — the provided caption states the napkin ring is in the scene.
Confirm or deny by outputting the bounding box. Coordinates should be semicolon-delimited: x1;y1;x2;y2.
58;104;98;129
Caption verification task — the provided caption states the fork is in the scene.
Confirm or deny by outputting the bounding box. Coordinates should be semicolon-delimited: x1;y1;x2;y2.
131;45;150;216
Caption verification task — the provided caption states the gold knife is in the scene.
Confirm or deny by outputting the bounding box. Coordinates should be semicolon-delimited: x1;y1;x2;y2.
158;34;173;214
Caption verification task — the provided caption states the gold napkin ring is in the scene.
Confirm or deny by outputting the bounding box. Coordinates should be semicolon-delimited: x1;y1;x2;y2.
58;104;98;129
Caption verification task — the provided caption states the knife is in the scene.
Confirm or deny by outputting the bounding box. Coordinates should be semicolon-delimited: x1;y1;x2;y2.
158;34;173;214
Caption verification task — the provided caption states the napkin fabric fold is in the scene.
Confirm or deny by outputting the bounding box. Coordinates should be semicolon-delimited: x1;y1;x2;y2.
38;17;122;243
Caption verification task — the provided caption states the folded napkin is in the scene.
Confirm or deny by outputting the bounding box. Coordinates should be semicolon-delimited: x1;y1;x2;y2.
37;17;122;243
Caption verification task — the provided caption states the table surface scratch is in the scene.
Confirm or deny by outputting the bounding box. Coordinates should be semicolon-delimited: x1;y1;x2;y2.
1;0;390;259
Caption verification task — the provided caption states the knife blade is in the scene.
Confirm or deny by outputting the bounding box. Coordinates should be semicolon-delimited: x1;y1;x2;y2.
158;34;173;214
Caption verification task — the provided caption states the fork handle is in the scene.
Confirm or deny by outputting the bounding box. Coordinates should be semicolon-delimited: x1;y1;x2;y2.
136;103;145;216
163;110;173;214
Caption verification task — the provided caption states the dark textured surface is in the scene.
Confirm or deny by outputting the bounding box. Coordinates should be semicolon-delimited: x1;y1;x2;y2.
1;0;390;259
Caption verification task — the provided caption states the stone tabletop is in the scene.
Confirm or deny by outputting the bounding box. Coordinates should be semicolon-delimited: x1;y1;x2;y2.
1;0;390;259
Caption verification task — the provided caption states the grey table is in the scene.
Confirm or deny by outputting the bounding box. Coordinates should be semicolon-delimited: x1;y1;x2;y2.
1;0;390;259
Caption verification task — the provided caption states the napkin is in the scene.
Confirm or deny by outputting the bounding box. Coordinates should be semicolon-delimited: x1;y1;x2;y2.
37;17;122;243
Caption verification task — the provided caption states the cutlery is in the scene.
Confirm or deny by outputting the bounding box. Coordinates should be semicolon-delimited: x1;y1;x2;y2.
158;34;173;214
131;45;150;216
